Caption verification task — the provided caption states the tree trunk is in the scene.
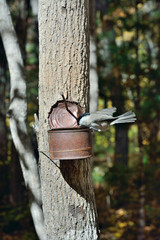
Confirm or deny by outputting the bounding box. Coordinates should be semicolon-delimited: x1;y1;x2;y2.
135;3;145;239
30;0;38;16
9;142;25;205
0;1;46;239
114;125;128;166
38;1;99;239
0;44;8;199
0;66;7;166
97;8;129;165
89;0;98;113
111;73;129;166
16;0;29;61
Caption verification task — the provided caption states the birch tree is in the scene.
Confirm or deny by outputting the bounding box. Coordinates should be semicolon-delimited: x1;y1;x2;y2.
0;1;46;239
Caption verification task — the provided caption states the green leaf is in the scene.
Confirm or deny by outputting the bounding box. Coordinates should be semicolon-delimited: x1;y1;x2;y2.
142;156;148;165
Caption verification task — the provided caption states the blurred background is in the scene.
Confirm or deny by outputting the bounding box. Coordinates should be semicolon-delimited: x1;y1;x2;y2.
0;0;160;239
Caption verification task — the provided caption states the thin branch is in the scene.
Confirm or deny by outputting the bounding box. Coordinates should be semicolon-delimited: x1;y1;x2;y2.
40;151;60;169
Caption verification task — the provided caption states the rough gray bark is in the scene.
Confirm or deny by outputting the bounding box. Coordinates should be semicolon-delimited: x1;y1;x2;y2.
38;0;99;239
0;1;46;240
89;0;98;113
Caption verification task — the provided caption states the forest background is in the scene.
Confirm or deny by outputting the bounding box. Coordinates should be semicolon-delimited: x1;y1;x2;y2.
0;0;160;240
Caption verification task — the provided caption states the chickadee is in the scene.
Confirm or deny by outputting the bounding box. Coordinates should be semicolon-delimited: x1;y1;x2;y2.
77;107;136;132
61;94;136;132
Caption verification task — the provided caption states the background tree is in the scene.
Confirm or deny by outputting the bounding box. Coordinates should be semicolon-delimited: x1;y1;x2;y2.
89;0;99;113
0;1;46;239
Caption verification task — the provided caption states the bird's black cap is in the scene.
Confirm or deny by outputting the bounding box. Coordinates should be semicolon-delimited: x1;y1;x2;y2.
77;113;90;125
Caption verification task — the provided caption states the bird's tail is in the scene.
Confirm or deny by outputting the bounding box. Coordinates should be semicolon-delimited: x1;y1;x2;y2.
110;111;136;125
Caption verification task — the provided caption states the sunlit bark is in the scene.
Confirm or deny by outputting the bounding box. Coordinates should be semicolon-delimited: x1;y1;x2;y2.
39;0;99;239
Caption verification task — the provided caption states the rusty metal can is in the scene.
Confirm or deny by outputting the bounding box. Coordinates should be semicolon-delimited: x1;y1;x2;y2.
48;128;93;160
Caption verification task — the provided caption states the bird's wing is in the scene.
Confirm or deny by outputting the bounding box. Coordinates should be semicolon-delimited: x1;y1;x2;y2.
94;107;117;115
89;109;117;123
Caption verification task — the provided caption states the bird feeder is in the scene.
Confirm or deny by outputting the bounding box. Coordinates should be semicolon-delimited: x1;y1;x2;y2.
48;99;93;160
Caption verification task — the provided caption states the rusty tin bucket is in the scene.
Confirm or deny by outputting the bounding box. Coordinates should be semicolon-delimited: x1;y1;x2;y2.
48;128;93;160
